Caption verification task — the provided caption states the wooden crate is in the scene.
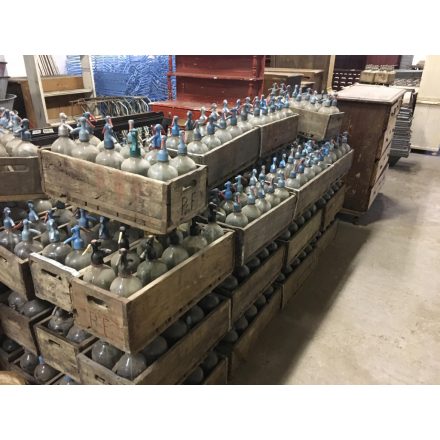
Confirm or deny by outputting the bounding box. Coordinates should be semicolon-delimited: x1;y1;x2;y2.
35;316;96;382
30;253;85;313
322;185;346;231
263;71;303;94
257;115;299;157
77;298;230;385
291;108;344;141
9;358;37;384
288;150;353;218
0;335;24;370
0;157;45;202
359;70;376;84
168;128;260;189
0;244;35;299
179;356;229;385
219;194;296;267
39;148;208;235
316;220;339;257
279;210;323;266
229;288;282;378
72;232;235;353
279;251;318;308
0;293;53;354
216;245;285;322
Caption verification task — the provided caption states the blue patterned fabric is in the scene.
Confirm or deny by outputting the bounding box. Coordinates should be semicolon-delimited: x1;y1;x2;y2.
66;55;175;101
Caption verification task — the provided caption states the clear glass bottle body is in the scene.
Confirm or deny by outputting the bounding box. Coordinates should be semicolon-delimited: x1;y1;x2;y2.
242;204;261;222
12;141;38;157
170;154;197;175
215;128;233;143
201;134;222;150
14;239;43;259
64;249;92;271
161;244;189;269
83;264;116;290
71;141;99;162
34;362;58;383
0;229;21;251
42;241;72;264
109;274;142;298
187;139;209;154
142;336;168;364
6;137;22;156
226;125;243;138
95;149;124;169
115;353;147;380
147;161;178;182
51;136;75;156
255;198;271;214
137;259;168;285
225;211;249;227
121;156;150;176
19;351;39;374
182;235;208;256
91;340;122;369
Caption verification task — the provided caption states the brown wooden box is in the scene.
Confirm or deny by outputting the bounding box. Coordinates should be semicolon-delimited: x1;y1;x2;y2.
38;148;208;235
288;150;353;218
77;298;230;385
279;251;318;308
257;115;299;157
0;293;53;354
279;210;323;266
0;244;35;299
72;232;235;353
219;194;296;267
216;245;285;322
316;220;339;257
263;71;303;94
228;288;282;378
179;356;229;385
168;128;261;189
359;70;376;84
35;316;96;382
322;185;346;231
291;108;344;141
0;334;24;370
0;157;45;202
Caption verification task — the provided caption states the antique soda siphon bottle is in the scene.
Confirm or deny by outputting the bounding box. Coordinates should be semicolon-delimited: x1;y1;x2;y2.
80;112;101;146
136;238;168;286
220;181;235;216
12;119;38;157
242;189;262;222
91;339;123;369
110;248;143;298
121;128;150;176
182;218;208;256
5;114;23;155
0;207;21;251
47;307;74;336
166;116;181;149
201;203;225;244
226;108;243;138
95;130;124;169
201;116;222;150
184;111;196;144
70;116;99;162
187;122;209;154
63;225;92;271
170;132;197;175
197;107;208;137
146;124;163;165
97;116;122;152
120;119;135;159
33;356;58;383
41;220;72;264
161;229;189;269
147;136;179;181
110;226;140;275
82;240;116;290
215;113;233;143
51;113;75;155
225;195;249;227
13;219;43;259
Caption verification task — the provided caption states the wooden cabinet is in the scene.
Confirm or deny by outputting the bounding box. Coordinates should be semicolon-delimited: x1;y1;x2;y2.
337;84;405;213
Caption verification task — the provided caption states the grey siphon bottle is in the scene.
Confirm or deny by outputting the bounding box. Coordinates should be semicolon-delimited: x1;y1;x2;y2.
242;189;262;222
225;195;249;227
161;230;189;269
51;113;75;155
201;203;225;244
201;116;222;150
13;219;43;259
136;238;168;286
70;117;99;162
42;219;72;264
170;132;197;175
147;135;179;181
63;225;92;271
121;128;150;176
82;240;116;290
109;248;143;298
182;218;208;256
166;116;181;149
0;207;21;251
95;130;124;169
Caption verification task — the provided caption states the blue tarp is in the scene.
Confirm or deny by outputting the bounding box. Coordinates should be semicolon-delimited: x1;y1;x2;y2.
66;55;175;101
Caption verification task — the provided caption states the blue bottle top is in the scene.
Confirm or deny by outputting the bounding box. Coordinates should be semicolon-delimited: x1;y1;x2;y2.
157;136;169;162
258;165;266;182
289;170;297;178
224;181;233;201
152;124;163;149
235;175;244;193
126;119;135;144
229;109;238;126
2;207;15;229
206;116;216;135
64;225;85;250
249;169;258;186
21;219;39;242
171;116;180;136
78;209;97;228
129;128;141;158
27;201;39;223
185;111;194;131
178;132;188;155
246;189;256;205
270;157;277;174
71;117;90;142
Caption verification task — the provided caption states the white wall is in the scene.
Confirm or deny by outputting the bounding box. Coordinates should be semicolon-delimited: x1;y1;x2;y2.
0;55;68;77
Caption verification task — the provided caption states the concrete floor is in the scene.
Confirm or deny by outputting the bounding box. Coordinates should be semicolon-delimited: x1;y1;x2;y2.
232;152;440;384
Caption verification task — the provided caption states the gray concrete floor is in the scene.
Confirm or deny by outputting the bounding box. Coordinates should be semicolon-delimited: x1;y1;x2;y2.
232;152;440;384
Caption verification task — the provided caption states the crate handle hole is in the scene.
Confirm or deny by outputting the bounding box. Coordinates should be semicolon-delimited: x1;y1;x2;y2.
87;296;109;310
183;180;197;191
41;269;63;281
0;165;30;174
94;374;107;384
48;339;61;347
0;255;7;264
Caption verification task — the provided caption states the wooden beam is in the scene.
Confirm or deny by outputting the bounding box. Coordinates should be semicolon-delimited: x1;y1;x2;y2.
80;55;96;98
23;55;49;127
327;55;336;92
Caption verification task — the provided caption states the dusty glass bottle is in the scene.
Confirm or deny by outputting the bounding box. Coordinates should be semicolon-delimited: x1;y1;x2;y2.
255;189;271;214
142;336;168;364
26;201;46;235
237;102;253;132
286;170;300;189
184;111;196;144
97;116;122;152
47;308;74;336
96;216;118;252
12;121;38;157
265;179;281;207
2;338;19;353
95;131;124;169
303;158;316;180
80;112;101;146
8;291;26;310
242;189;262;222
201;203;225;244
115;353;147;380
202;116;222;150
70;117;99;162
164;116;180;150
91;339;122;369
5;114;23;155
147;136;179;181
66;325;92;343
201;351;219;374
183;305;205;329
19;351;39;374
215;113;233;143
163;319;188;344
183;367;204;385
197;107;208;137
136;240;168;286
161;230;189;269
82;240;116;290
250;101;262;126
42;220;71;264
226;108;243;138
19;298;49;317
220;181;235;216
51;113;75;155
225;197;249;227
39;211;67;246
187;122;209;154
318;98;333;114
110;226;140;275
110;248;143;298
121;128;150;176
182;218;208;256
34;356;58;383
0;207;21;251
14;219;43;259
64;225;92;271
170;132;197;175
120;119;134;159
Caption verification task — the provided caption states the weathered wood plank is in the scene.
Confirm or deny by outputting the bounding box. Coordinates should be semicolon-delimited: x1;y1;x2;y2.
322;186;346;230
291;108;344;141
257;115;299;157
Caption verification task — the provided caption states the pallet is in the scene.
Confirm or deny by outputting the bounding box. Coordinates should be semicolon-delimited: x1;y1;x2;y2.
291;108;344;141
34;316;96;382
38;148;208;235
72;231;235;353
0;157;45;202
288;150;353;218
279;209;323;266
322;184;346;231
77;298;230;385
219;194;296;267
168;128;261;189
228;288;282;378
0;292;53;355
216;245;285;322
257;115;299;157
